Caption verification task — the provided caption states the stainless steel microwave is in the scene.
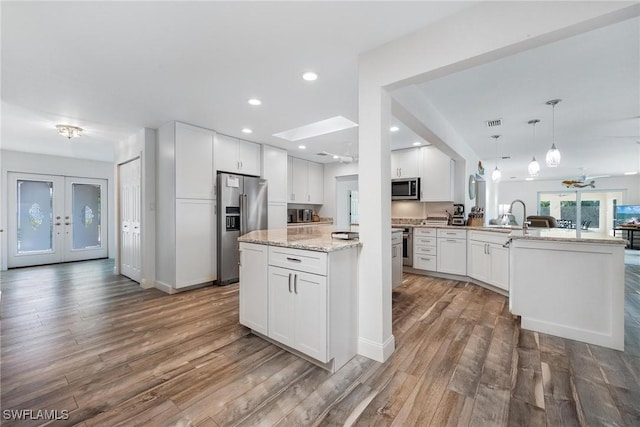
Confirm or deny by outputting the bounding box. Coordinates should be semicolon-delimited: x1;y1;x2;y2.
392;178;420;200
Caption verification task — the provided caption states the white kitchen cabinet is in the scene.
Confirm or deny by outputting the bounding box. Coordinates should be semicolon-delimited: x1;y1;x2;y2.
175;122;215;199
467;231;510;291
307;161;324;204
288;156;324;204
413;228;437;271
392;230;403;287
268;202;287;229
175;199;216;288
156;121;217;291
391;148;420;178
420;146;454;202
239;243;269;335
436;229;467;275
269;266;328;361
239;242;357;372
214;133;261;176
262;145;288;203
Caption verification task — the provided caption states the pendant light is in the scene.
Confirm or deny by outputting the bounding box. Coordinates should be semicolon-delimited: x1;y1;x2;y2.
527;119;541;176
545;99;562;167
491;134;502;182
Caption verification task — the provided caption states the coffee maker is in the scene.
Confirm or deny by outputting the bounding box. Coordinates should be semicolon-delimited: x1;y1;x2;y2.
451;204;466;226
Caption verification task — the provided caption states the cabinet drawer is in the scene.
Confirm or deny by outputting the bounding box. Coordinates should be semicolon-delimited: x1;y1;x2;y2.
269;246;327;276
391;231;403;245
414;254;437;271
437;229;467;239
415;245;436;256
468;230;511;246
415;228;437;237
415;237;437;247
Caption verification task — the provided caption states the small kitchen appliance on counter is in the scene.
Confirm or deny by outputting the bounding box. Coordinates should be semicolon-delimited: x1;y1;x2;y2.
451;204;466;226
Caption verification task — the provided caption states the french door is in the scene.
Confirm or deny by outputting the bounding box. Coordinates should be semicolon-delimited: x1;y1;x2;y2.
7;173;108;268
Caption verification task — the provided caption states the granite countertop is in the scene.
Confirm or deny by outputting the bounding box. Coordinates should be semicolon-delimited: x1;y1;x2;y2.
392;220;626;245
239;224;361;252
287;220;333;227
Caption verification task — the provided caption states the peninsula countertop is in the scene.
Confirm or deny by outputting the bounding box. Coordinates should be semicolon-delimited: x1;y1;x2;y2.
238;225;361;252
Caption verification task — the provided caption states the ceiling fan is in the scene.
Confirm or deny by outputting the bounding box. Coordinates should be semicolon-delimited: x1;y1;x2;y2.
561;168;609;188
316;143;357;163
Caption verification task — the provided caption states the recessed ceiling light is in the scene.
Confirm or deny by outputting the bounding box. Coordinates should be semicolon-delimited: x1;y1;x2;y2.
273;115;358;141
333;155;339;160
248;98;261;106
624;171;638;175
242;128;252;134
412;141;421;146
302;71;318;81
390;126;399;132
525;177;534;181
298;145;306;150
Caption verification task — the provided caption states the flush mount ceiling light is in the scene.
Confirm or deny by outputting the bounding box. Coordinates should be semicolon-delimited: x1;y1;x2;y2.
298;145;306;150
491;134;502;183
273;115;358;142
412;141;421;146
302;71;318;81
56;124;83;139
545;99;562;167
242;128;252;134
390;126;399;132
527;119;541;177
248;98;261;106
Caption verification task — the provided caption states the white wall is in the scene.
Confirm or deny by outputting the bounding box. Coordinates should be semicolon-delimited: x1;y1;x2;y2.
115;128;157;288
319;161;359;220
1;150;116;269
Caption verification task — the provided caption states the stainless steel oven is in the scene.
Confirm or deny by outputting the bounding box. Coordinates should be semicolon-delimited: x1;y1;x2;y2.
402;227;413;266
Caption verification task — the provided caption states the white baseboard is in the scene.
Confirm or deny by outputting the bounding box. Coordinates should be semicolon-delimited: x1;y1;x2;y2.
154;280;178;295
357;334;395;362
140;278;155;289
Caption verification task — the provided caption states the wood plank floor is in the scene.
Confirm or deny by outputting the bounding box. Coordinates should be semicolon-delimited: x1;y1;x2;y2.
1;258;639;426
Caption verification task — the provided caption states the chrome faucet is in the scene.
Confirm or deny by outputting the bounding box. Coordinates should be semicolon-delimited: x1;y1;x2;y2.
508;199;530;233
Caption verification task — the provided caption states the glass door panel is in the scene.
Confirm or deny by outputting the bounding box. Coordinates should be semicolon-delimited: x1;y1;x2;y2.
71;183;102;250
17;180;54;253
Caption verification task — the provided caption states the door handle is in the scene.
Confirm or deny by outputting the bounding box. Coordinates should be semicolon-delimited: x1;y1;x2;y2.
294;274;298;294
288;273;292;293
55;222;61;226
65;222;71;225
286;257;302;263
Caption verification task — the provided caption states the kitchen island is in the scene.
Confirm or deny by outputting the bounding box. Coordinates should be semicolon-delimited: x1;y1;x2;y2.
237;225;361;372
508;228;626;350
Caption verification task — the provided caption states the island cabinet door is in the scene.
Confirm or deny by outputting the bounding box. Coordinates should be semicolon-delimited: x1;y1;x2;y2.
489;244;509;291
293;271;328;362
239;243;269;335
268;266;296;347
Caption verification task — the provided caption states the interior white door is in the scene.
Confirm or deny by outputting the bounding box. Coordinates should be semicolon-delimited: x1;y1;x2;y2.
119;158;142;282
7;173;108;268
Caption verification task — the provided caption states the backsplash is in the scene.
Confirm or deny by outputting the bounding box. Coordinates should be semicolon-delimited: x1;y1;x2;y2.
391;201;455;218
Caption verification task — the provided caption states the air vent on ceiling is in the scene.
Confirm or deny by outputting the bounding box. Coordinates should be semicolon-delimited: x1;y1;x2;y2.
316;152;328;156
485;118;502;128
501;156;510;160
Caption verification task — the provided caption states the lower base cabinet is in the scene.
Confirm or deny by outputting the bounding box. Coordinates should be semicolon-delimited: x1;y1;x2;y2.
467;231;510;291
268;266;327;362
238;242;358;372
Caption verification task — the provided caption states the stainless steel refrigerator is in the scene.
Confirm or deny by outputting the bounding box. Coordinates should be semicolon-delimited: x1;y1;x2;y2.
217;172;268;284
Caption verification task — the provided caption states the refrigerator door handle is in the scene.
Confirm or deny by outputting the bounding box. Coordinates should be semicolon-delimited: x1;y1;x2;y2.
239;194;244;235
243;194;248;234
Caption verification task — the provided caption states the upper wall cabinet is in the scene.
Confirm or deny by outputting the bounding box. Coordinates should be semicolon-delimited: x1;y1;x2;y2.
288;157;324;204
214;134;261;176
420;146;454;202
262;145;288;203
391;149;420;178
174;122;215;200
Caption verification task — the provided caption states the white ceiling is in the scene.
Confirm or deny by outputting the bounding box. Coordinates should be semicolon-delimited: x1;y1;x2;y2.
1;2;638;180
1;1;471;163
394;16;640;181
